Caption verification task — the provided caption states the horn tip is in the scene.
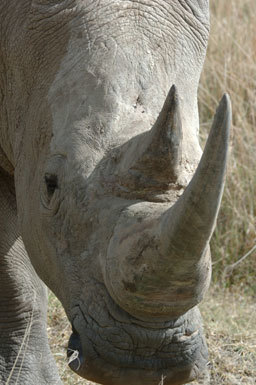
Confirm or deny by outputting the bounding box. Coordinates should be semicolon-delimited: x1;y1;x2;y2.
164;84;179;113
220;93;231;112
170;83;177;93
169;84;178;101
213;93;232;139
219;93;232;121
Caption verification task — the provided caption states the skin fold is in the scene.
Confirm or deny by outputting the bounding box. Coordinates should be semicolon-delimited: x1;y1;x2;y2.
0;1;230;384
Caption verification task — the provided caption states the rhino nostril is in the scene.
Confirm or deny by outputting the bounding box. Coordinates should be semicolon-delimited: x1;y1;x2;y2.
67;325;83;371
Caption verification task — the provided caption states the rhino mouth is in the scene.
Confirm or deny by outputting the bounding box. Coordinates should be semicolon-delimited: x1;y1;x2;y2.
67;299;208;385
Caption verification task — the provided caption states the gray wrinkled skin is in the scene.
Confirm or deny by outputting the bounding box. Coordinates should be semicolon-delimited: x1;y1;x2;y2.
0;1;222;384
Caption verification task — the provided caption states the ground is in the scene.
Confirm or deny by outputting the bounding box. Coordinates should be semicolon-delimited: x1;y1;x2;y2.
47;286;256;385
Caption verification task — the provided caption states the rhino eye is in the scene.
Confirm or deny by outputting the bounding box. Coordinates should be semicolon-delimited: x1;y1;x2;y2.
44;173;58;197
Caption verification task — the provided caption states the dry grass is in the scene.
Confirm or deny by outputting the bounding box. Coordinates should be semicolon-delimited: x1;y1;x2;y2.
192;287;256;385
47;1;256;384
199;0;256;291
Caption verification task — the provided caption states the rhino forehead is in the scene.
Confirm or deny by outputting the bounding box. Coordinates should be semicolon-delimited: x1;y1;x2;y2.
48;0;209;90
47;0;209;157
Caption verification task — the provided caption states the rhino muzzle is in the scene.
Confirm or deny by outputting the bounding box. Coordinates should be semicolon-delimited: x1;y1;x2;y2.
67;301;209;385
103;88;231;321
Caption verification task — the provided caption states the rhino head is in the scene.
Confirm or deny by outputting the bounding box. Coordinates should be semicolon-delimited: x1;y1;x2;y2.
10;1;231;384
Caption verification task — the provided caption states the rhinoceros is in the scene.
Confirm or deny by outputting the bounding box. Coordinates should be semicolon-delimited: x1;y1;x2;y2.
0;1;231;384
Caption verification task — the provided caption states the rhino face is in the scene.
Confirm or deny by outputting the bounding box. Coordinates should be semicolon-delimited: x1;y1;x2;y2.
15;1;231;384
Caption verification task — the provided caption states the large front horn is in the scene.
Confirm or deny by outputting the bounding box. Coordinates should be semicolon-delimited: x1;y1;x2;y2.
105;91;231;321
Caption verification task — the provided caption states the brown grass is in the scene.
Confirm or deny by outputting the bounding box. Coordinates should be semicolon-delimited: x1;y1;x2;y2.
199;0;256;291
191;287;256;385
47;0;256;384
